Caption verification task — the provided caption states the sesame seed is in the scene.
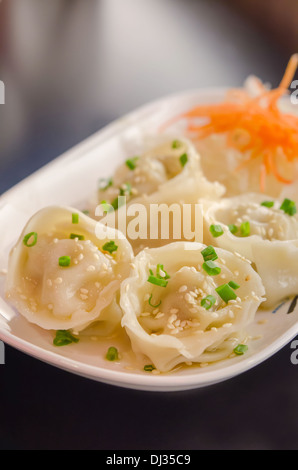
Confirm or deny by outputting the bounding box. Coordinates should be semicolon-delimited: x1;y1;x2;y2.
211;312;219;318
223;323;232;328
80;294;88;300
168;314;177;324
46;279;53;287
54;277;63;284
170;308;179;314
87;265;96;272
78;253;84;261
190;307;198;314
185;293;195;304
155;312;165;319
179;285;187;293
80;288;89;294
95;282;101;288
170;328;180;335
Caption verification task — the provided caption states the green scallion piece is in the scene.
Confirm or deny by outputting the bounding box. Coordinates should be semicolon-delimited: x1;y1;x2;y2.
102;240;118;254
233;344;248;356
98;177;113;191
201;295;216;310
144;364;156;372
119;182;132;196
261;201;274;208
179;153;188;167
59;256;71;267
201;245;218;262
72;213;79;224
215;283;237;303
148;294;162;309
125;156;139;170
106;346;119;361
147;264;170;287
23;232;38;247
228;280;240;290
209;224;224;238
172;140;182;149
240;221;251;237
70;233;85;240
53;330;79;347
228;224;238;235
202;260;221;276
156;264;170;280
147;275;168;288
280;198;297;216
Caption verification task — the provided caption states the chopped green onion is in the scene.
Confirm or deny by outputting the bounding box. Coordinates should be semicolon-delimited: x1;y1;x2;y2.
53;330;79;347
102;240;118;254
172;140;182;149
280;198;297;216
228;280;240;290
125;156;139;170
98;177;113;191
228;224;238;235
111;197;119;210
233;344;248;356
147;264;170;287
147;274;168;288
209;224;224;238
201;295;216;310
82;209;90;215
261;201;274;208
23;232;38;247
59;256;71;267
100;200;113;213
148;294;162;309
106;346;119;361
240;221;251;237
215;283;237;303
156;264;170;280
72;213;79;224
144;364;156;372
179;153;188;167
202;260;221;276
119;182;132;196
70;233;85;240
201;245;218;262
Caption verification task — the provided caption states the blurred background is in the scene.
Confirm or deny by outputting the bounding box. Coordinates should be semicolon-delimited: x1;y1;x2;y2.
1;0;298;451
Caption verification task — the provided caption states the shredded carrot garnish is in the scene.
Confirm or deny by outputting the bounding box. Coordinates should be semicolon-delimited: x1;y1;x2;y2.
163;54;298;191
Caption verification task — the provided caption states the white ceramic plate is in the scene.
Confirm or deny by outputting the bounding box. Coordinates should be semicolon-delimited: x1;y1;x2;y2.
1;88;298;392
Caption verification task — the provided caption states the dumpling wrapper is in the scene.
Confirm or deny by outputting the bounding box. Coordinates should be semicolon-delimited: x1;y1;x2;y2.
120;242;265;372
93;137;225;253
203;193;298;308
5;206;134;333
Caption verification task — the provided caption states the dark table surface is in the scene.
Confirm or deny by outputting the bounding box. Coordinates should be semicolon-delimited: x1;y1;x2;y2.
1;0;298;451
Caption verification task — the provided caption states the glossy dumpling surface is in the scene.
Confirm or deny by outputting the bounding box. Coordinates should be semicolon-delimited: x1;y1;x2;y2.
203;193;298;307
5;206;133;332
120;242;265;372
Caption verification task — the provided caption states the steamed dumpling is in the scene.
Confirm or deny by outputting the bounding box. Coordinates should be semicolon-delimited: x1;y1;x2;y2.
5;206;133;333
203;193;298;307
93;138;225;252
120;242;265;372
